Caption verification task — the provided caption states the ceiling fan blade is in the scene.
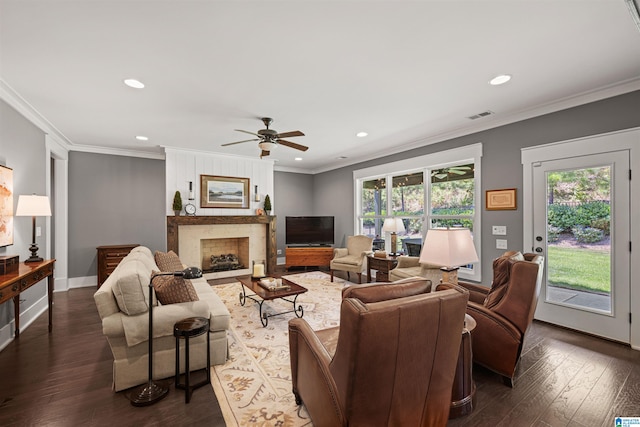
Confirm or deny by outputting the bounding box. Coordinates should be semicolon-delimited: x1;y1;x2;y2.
277;139;309;151
275;130;305;138
235;129;261;137
260;150;270;158
221;138;259;147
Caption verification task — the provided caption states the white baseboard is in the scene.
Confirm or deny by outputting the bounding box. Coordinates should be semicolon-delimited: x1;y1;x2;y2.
68;275;97;289
0;293;49;352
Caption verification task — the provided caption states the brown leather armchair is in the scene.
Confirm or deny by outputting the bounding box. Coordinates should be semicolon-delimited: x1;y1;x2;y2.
288;279;469;427
456;251;544;387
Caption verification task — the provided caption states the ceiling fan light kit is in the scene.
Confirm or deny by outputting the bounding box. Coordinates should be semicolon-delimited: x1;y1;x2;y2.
222;117;308;159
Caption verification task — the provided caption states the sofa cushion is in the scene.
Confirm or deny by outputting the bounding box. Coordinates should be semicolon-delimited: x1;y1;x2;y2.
154;250;184;272
342;278;431;303
484;256;514;309
152;271;199;305
332;254;362;266
111;258;153;315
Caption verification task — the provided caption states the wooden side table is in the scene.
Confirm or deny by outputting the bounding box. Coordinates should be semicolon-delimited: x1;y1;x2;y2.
450;314;477;419
366;255;398;282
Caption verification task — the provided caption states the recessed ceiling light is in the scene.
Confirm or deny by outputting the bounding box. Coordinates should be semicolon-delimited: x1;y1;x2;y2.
336;156;348;160
356;131;368;137
135;135;149;141
124;78;145;89
294;157;303;161
489;74;512;86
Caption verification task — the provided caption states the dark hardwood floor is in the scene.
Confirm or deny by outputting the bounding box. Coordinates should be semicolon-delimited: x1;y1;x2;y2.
1;276;639;426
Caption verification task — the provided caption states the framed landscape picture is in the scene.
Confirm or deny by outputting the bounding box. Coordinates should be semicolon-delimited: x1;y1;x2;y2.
486;188;517;210
0;165;14;247
200;175;250;209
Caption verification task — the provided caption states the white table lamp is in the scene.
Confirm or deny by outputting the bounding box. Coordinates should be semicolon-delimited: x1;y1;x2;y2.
419;228;478;284
15;194;52;263
382;218;405;256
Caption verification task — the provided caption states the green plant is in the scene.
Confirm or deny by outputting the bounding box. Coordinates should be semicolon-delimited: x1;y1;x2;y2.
172;190;183;212
547;225;562;242
590;217;610;235
263;194;272;212
572;226;604;243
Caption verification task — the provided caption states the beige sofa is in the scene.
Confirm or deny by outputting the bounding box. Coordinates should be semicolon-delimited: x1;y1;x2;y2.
389;256;442;284
93;246;230;391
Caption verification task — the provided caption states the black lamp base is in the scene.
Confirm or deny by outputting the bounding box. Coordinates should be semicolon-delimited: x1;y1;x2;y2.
24;242;42;263
129;380;169;406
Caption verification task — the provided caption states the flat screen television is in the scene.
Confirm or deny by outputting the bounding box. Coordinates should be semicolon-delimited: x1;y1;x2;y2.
286;216;335;246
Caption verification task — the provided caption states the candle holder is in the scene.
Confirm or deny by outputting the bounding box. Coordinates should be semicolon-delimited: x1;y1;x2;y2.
252;260;266;278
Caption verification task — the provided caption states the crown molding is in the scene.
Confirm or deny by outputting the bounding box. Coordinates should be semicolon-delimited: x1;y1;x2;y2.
0;79;73;151
70;144;166;160
308;77;640;175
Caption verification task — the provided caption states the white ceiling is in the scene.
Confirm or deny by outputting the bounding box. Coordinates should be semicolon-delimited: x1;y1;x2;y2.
1;1;640;173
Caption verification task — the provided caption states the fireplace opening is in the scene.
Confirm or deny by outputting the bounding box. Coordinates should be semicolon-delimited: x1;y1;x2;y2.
200;237;249;273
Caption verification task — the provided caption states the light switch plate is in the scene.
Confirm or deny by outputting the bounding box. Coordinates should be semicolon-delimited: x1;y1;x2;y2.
496;239;508;249
492;225;507;235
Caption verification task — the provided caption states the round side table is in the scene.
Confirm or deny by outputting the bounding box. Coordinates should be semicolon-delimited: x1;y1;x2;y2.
449;313;477;419
173;317;210;403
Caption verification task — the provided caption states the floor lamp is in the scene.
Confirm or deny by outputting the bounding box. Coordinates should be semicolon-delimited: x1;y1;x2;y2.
130;266;203;406
419;228;478;285
15;194;51;263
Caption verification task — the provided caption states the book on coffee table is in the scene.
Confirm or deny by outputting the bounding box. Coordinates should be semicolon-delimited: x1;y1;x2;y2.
258;277;291;292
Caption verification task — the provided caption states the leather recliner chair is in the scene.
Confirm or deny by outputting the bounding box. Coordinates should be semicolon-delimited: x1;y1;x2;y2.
455;251;544;387
288;279;469;427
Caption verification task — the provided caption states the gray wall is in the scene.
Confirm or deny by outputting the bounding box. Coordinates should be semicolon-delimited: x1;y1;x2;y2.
0;99;47;331
68;152;166;278
274;171;314;256
297;90;640;283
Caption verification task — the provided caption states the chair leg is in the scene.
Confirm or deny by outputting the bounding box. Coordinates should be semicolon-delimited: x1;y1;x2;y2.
502;375;514;388
347;272;350;280
330;270;334;282
357;273;362;284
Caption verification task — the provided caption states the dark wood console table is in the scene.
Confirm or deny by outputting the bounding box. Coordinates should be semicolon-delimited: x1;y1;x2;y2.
366;255;398;282
0;259;55;337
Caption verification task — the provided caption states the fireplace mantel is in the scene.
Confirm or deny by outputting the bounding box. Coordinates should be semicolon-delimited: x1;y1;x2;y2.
167;215;277;274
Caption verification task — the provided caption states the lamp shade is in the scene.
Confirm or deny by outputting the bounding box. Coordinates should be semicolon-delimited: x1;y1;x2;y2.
419;228;478;268
382;217;405;233
15;195;52;217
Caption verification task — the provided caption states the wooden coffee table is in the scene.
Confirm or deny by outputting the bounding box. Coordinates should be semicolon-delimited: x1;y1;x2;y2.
236;276;308;327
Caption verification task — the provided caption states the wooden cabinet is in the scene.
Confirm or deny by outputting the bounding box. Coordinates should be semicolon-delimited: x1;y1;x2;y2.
97;244;139;288
285;247;334;270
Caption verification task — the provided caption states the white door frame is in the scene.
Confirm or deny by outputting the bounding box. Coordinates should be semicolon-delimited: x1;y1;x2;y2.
522;127;640;350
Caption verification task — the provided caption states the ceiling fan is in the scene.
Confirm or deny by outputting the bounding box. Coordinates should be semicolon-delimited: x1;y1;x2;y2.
222;117;308;158
431;165;472;180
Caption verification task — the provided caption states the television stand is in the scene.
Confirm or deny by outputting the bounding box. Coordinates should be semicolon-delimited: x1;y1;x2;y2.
285;246;333;271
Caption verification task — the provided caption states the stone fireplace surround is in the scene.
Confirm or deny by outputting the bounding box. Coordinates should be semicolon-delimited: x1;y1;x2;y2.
167;216;277;279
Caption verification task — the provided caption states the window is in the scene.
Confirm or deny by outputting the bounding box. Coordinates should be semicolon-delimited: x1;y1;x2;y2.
354;144;482;281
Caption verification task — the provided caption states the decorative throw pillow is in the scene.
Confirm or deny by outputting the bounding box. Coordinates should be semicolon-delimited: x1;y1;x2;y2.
154;250;184;272
484;256;514;309
112;259;153;315
152;271;199;305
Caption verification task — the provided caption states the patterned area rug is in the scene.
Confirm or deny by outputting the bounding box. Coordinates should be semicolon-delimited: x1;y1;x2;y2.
210;271;352;427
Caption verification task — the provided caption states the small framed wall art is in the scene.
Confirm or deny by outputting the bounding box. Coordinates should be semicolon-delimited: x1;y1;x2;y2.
486;188;517;210
200;175;250;209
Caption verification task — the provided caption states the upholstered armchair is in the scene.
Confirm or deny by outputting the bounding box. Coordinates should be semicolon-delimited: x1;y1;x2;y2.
288;279;469;427
453;251;544;387
329;235;373;283
389;255;442;283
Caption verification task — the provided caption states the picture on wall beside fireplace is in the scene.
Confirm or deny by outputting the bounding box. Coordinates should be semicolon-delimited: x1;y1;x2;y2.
0;164;14;247
200;175;250;209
